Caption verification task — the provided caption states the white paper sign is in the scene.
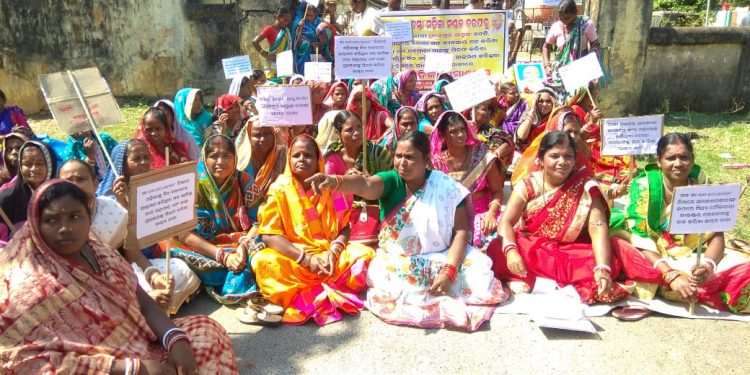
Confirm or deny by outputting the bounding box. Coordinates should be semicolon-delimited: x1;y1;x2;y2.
601;115;664;156
384;21;414;43
335;36;393;79
306;0;320;7
221;55;253;79
669;184;742;234
135;172;196;240
256;85;313;126
443;70;496;112
276;50;294;77
558;53;603;92
304;62;332;82
423;52;454;74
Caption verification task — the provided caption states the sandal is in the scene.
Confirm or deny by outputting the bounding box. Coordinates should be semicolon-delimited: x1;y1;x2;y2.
612;306;652;321
237;307;282;326
245;297;284;316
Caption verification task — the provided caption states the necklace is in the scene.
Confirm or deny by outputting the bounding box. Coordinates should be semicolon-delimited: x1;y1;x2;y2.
448;147;470;172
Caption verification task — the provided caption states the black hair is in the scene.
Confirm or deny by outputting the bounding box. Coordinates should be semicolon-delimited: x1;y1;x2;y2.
142;107;169;129
252;70;266;81
437;112;466;135
276;6;291;17
240;76;252;89
59;158;97;181
332;110;360;133
398;131;431;158
500;82;517;94
558;0;578;14
155;101;175;119
123;139;149;180
436;73;455;83
656;133;694;159
38;180;92;219
432;0;443;7
537;131;577;160
0;89;6;102
291;135;320;160
396;107;418;123
204;135;237;156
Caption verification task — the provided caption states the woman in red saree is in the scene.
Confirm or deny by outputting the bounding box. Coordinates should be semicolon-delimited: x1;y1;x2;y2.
346;86;394;142
0;180;237;374
487;131;630;303
515;87;556;152
134;107;191;169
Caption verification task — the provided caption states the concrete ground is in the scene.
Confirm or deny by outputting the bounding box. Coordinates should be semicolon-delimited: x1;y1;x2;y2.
179;293;749;375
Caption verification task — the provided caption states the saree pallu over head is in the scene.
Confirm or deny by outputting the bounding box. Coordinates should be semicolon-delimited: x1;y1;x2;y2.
0;128;32;184
0;140;56;225
346;86;392;141
515;88;557;151
316;22;336;61
234;118;287;214
322;81;349;109
174;88;214;147
294;17;322;74
154;99;201;161
134;113;190;170
380;106;418;152
62;132;117;181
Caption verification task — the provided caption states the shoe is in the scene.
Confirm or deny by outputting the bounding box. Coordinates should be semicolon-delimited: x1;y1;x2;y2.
237;307;282;326
245;296;284;316
612;306;651;321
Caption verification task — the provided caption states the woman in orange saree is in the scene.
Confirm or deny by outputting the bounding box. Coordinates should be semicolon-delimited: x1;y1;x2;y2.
0;180;237;374
252;135;375;325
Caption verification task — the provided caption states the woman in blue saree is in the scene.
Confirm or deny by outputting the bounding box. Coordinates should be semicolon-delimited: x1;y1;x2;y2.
293;2;322;74
174;88;213;148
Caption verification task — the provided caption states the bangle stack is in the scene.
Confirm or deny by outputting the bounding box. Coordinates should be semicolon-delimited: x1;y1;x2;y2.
489;201;501;211
440;264;458;282
124;358;141;375
295;250;309;266
161;328;188;352
330;240;345;259
592;264;612;276
701;258;717;273
334;175;344;190
502;242;518;255
215;248;229;265
652;257;669;270
662;269;681;286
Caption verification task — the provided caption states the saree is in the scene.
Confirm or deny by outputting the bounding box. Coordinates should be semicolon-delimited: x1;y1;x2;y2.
0;180;237;374
371;70;419;116
62;132;118;181
252;135;375;325
547;16;602;102
294;16;322;74
134;109;190;169
366;170;508;331
379;106;424;153
165;135;258;305
514;89;557;153
500;96;529;136
211;94;247;138
174;88;214;148
317;22;336;62
310;82;330;125
487;169;631;304
609;164;750;313
415;91;448;129
0;128;32;186
347;86;393;141
0;105;29;135
154;99;201;161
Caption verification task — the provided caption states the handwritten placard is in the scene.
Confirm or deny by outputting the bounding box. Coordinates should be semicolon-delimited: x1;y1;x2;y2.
276;50;294;77
125;162;198;250
304;62;332;82
256;85;313;126
423;52;454;74
601;114;664;156
384;21;414;43
669;184;742;234
443;70;496;112
558;53;603;92
335;36;393;79
221;55;253;79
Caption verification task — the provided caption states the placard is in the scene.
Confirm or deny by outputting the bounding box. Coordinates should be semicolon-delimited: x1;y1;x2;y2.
423;52;454;74
558;53;603;93
669;184;742;234
443;70;496;113
125;162;198;250
38;67;123;135
304;62;332;82
335;36;393;79
256;85;313;126
601;115;664;156
383;21;414;43
513;62;545;95
222;55;253;79
306;0;319;7
276;50;294;77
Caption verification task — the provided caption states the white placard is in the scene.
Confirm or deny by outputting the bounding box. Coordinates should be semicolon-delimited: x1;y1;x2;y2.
256;85;313;126
423;52;454;74
306;0;320;7
135;172;196;240
304;62;332;82
276;50;294;77
669;184;742;234
221;55;253;79
601;114;664;156
557;53;603;93
335;36;393;79
443;70;496;112
383;21;414;43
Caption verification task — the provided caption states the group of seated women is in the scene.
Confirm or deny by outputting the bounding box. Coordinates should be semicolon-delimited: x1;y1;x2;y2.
0;70;748;372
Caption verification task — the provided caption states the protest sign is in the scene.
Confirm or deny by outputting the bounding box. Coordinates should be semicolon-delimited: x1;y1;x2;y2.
125;162;198;250
669;184;742;234
383;21;414;43
443;70;496;112
514;62;545;94
335;36;393;79
256;85;313;126
276;50;294;77
424;52;454;73
381;10;508;91
558;53;603;93
38;67;123;135
304;62;332;82
601;114;664;156
306;0;319;7
222;55;253;79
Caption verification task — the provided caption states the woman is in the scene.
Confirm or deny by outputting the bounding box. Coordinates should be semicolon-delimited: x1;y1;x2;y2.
253;7;292;79
316;22;337;63
0;179;237;374
316;82;349;151
174;87;214;148
379;106;426;152
307;131;508;331
430;111;506;250
0;141;56;244
0;89;30;135
610;133;750;313
62;130;117;181
371;69;420;116
466;100;514;167
155;99;201;161
252;135;376;325
166;135;261;308
415;91;447;131
487;131;629;304
134;107;191;169
499;82;529;137
515;87;557;152
0;127;32;186
211;94;247;139
290;74;305;85
347;86;394;142
310;82;330;125
294;2;322;74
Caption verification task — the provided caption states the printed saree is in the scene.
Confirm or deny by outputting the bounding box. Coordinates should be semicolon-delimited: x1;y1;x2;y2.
154;99;201;161
347;86;392;141
174;88;214;148
294;16;322;74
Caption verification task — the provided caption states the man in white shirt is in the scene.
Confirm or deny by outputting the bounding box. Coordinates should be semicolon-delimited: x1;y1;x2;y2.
337;0;379;35
466;0;485;10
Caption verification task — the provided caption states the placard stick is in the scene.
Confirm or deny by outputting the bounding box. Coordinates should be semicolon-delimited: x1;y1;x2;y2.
361;81;369;175
0;207;16;236
585;86;597;109
316;47;319;63
66;70;119;176
164;147;171;281
689;232;705;315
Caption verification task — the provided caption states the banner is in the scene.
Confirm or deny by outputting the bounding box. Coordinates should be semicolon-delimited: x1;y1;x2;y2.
381;10;508;91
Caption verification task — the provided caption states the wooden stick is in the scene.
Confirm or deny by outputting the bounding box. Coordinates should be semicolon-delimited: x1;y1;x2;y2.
585;86;597;109
0;207;16;236
361;81;369;175
316;46;319;63
689;232;705;315
165;147;171;280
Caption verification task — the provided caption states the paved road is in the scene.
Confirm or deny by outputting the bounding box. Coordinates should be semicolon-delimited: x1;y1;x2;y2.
179;293;749;375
